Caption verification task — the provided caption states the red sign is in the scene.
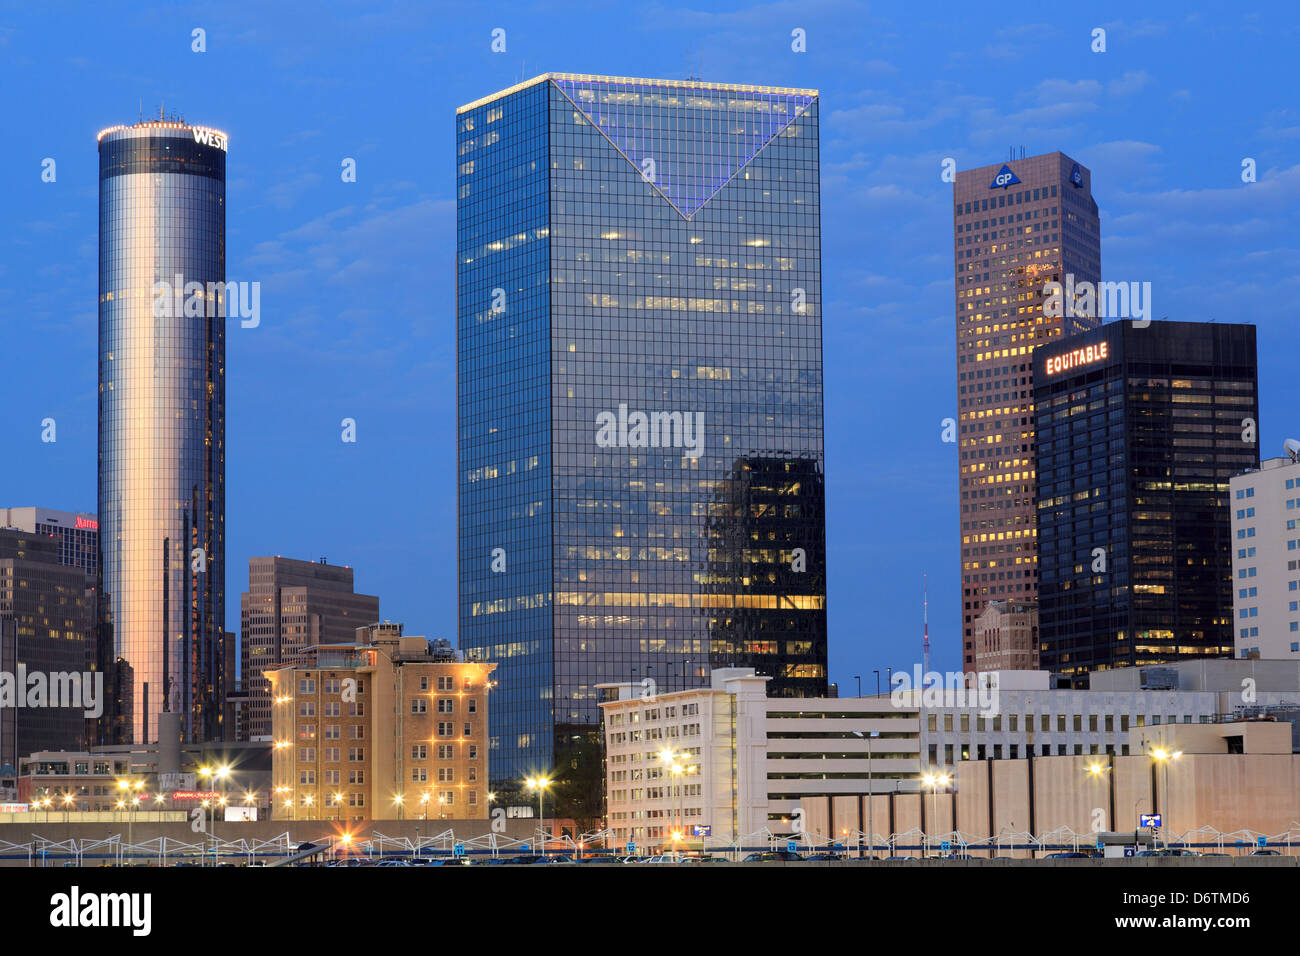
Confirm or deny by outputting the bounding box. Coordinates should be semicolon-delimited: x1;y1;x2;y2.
170;790;220;801
75;517;99;530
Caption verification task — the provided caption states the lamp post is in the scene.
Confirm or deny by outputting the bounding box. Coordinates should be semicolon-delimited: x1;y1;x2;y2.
1086;760;1112;839
851;729;880;860
656;748;694;861
1149;747;1182;849
198;764;231;865
525;776;553;853
116;778;145;864
922;772;951;859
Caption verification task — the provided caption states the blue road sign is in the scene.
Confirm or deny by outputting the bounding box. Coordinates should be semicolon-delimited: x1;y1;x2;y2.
1258;837;1267;847
1139;813;1162;828
519;843;530;853
626;841;636;854
453;843;465;857
941;840;951;852
1123;846;1136;858
786;840;798;853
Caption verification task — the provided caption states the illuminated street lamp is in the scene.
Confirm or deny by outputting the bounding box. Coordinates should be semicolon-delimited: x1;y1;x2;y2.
1149;747;1183;848
921;772;952;859
525;776;553;851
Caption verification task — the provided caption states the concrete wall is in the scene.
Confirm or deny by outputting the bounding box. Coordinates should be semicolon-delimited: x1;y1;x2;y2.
789;753;1300;855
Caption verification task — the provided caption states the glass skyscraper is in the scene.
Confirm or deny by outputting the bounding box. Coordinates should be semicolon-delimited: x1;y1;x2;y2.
952;153;1100;673
97;119;227;745
456;74;826;789
1034;320;1258;680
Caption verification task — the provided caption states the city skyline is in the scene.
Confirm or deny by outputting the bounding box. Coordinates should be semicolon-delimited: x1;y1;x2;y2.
3;4;1299;699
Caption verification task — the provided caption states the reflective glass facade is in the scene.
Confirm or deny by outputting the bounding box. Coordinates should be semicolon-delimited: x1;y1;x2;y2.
1034;320;1258;680
457;75;826;785
97;121;227;745
953;153;1100;672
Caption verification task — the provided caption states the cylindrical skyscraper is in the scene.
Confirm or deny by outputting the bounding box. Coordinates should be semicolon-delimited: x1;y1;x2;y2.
97;117;227;745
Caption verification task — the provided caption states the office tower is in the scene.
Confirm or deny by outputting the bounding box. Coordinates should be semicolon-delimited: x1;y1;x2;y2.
1230;456;1300;660
1034;320;1258;680
953;153;1101;672
97;117;228;745
0;529;96;768
0;508;99;582
266;622;496;822
241;556;380;738
457;74;827;788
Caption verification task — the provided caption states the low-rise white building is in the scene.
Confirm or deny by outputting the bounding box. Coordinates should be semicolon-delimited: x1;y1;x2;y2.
598;668;921;852
1230;457;1300;659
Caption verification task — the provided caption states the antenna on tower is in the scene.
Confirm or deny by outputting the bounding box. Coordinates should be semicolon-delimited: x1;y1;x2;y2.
922;572;931;685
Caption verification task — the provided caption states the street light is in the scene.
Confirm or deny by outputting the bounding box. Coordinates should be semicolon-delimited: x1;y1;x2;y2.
852;729;881;860
922;772;952;859
1149;747;1182;849
198;765;232;865
657;748;695;861
525;776;553;852
116;778;145;863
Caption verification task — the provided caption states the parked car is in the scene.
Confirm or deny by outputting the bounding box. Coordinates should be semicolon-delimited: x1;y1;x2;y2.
1250;848;1281;856
741;850;804;863
1044;851;1091;859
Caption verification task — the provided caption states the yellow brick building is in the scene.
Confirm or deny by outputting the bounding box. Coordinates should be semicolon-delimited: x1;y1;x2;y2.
267;623;496;822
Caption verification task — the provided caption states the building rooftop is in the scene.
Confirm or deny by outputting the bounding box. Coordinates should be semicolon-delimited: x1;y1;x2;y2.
457;72;819;114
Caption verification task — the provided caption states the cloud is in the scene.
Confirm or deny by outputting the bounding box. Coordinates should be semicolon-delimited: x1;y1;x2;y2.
1108;70;1151;97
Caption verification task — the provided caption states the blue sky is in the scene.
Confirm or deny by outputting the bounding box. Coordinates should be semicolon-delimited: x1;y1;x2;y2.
2;1;1298;694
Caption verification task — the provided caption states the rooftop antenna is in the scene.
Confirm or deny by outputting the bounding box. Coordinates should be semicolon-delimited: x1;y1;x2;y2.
922;572;931;685
139;98;143;123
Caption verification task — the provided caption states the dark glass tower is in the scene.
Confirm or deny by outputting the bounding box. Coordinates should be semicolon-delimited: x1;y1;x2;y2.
97;119;227;744
1034;320;1258;681
456;74;826;787
952;153;1101;672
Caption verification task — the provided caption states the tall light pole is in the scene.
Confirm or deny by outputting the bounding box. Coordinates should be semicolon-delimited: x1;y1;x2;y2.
1149;747;1182;849
922;772;951;859
852;730;881;859
116;778;145;864
657;748;694;861
198;764;232;865
525;776;552;853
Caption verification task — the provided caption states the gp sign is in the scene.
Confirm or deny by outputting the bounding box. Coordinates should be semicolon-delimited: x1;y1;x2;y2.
989;164;1021;189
